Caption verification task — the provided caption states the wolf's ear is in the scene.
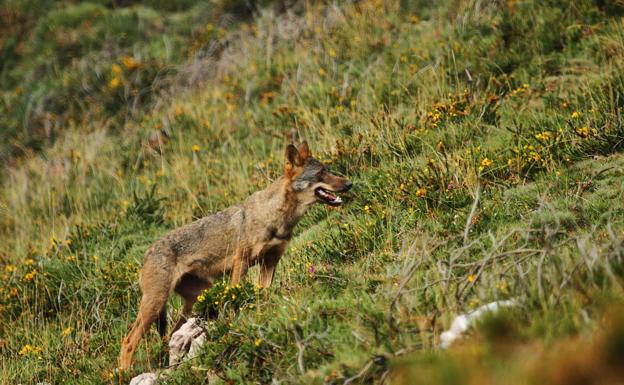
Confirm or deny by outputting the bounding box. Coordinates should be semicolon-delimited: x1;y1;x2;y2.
285;144;303;174
298;140;310;159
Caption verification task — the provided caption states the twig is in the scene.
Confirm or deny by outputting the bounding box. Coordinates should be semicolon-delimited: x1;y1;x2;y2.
292;327;328;374
463;184;481;244
343;359;375;385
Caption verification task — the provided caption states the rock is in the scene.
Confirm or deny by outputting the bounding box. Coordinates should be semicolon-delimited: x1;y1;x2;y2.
439;299;517;349
129;372;159;385
169;317;207;366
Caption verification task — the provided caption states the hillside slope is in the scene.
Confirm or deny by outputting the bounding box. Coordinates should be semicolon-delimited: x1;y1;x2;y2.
2;0;624;383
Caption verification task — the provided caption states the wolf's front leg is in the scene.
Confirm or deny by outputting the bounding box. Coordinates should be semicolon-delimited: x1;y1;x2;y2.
258;243;287;288
230;248;251;285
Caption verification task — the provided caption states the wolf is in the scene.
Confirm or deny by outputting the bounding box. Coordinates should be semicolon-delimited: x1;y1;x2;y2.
118;141;352;369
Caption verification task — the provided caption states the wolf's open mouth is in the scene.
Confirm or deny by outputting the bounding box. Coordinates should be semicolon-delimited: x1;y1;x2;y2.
315;187;343;206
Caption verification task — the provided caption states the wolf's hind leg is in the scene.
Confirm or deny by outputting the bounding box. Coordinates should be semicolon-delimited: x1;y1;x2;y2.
118;257;171;370
118;288;168;370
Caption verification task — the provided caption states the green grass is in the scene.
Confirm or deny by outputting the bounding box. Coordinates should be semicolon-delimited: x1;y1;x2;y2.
2;0;624;383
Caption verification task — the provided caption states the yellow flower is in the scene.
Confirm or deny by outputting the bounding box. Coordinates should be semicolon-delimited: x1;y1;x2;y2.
121;56;139;70
571;111;581;119
18;344;41;356
109;77;120;89
467;274;477;283
111;64;122;75
23;270;37;282
255;338;263;347
61;327;73;337
328;49;337;58
535;131;552;141
415;187;426;197
192;145;201;153
479;158;493;171
318;68;327;77
4;265;15;273
575;126;590;138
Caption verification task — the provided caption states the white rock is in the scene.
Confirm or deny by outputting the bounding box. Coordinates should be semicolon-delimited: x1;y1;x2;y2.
439;299;517;349
129;372;158;385
169;317;207;366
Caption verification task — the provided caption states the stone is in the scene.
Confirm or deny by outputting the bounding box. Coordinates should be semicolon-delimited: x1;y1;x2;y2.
129;372;158;385
169;317;207;366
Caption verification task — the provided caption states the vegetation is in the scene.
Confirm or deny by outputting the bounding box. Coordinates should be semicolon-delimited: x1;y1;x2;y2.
1;0;624;383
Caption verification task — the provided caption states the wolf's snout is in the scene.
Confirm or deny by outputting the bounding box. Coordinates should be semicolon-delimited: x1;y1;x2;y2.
343;180;353;191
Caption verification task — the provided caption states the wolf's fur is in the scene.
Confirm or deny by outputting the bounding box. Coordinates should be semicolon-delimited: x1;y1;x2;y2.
118;141;351;369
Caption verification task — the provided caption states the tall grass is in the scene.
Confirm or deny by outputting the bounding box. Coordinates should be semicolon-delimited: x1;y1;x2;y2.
1;0;624;383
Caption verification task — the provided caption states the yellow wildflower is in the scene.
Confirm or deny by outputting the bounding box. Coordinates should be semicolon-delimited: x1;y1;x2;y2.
61;327;73;337
192;145;201;153
121;56;139;70
18;344;41;356
23;270;37;282
318;68;327;77
4;265;15;273
111;64;122;75
535;131;552;141
415;187;426;198
571;111;581;119
575;126;590;138
255;338;263;347
479;158;493;171
109;77;120;89
467;274;477;283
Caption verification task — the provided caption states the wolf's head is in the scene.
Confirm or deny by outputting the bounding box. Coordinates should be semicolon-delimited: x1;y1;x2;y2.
284;141;352;206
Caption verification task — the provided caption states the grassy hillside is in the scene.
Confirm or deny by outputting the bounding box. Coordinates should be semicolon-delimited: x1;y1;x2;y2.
2;0;624;383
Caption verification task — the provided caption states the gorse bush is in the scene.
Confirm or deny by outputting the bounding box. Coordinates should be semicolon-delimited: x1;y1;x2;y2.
194;280;261;319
